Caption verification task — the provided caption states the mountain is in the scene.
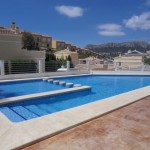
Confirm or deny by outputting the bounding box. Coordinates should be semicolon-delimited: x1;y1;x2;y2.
85;41;150;54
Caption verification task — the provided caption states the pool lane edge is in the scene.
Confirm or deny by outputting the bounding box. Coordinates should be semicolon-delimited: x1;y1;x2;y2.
0;86;91;105
0;85;150;150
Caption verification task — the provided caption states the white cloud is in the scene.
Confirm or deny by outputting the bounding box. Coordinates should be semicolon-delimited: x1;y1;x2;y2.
97;24;125;36
55;5;84;18
98;31;125;36
145;0;150;6
124;12;150;30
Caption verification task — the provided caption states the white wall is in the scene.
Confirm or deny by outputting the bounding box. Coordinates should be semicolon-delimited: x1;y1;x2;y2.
0;34;45;61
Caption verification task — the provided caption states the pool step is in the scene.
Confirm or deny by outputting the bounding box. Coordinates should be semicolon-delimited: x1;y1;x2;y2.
47;79;54;83
10;106;38;120
74;84;81;87
43;78;81;88
25;105;48;116
0;107;25;122
53;80;59;84
66;83;73;87
42;78;49;81
59;81;66;86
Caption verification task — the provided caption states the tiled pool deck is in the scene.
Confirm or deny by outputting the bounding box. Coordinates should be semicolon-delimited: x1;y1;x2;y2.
23;96;150;150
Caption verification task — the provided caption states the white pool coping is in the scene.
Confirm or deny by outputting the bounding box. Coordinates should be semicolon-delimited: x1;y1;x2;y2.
91;70;150;75
0;74;89;83
0;73;150;150
0;86;91;105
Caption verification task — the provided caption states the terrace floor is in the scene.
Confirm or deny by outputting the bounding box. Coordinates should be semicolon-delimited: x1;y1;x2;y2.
23;96;150;150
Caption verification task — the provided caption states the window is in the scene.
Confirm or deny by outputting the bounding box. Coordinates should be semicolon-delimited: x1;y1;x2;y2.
47;38;51;43
57;42;61;47
43;38;46;43
37;37;40;42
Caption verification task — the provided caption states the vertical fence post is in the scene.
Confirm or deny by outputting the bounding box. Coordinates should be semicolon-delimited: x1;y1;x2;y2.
141;63;145;72
67;61;70;72
8;60;12;74
38;59;45;73
87;60;90;73
115;62;118;71
0;60;5;75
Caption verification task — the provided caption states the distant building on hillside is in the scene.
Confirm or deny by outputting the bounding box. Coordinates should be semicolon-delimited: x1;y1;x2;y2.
52;40;66;50
0;28;45;75
76;56;114;71
31;33;52;50
114;50;144;69
54;48;78;66
52;39;78;51
0;22;102;64
78;56;103;65
0;22;52;50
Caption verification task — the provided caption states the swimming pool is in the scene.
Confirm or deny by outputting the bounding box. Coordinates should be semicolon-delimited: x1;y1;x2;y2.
0;79;67;98
0;75;150;122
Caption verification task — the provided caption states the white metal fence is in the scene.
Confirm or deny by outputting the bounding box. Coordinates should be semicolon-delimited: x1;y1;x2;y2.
4;61;38;74
115;62;150;71
0;60;78;75
0;60;150;76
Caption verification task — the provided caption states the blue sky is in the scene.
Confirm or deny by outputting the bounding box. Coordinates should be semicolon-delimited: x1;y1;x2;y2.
0;0;150;47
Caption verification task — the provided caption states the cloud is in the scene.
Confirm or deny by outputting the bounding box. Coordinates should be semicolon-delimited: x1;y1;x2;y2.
55;5;84;18
145;0;150;6
97;24;125;36
124;12;150;30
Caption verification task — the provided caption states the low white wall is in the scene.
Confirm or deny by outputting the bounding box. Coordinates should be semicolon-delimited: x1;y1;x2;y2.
91;70;150;75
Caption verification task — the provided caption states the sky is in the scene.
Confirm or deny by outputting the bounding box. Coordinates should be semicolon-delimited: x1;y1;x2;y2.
0;0;150;48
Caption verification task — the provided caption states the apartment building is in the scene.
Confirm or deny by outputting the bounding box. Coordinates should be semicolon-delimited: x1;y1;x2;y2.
114;50;144;69
0;23;45;75
32;33;52;50
0;22;53;50
52;39;66;50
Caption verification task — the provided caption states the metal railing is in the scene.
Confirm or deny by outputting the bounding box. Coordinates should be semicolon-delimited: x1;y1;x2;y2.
1;60;70;75
4;61;38;74
45;61;61;72
1;60;150;76
115;63;150;71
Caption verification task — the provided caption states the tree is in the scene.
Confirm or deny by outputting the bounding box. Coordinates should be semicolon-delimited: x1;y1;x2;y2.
144;57;150;65
22;31;35;50
67;55;72;61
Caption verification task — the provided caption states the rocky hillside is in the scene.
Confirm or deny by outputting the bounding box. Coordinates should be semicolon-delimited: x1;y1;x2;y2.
85;41;150;54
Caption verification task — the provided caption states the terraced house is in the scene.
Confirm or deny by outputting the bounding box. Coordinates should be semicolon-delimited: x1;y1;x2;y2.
52;39;67;50
32;33;52;50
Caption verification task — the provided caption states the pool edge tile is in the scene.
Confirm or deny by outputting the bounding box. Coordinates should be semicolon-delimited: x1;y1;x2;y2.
0;86;149;150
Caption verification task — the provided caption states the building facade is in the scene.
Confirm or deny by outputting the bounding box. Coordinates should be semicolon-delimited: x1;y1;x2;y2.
32;33;52;50
54;49;78;66
114;50;144;69
52;40;67;50
0;29;45;75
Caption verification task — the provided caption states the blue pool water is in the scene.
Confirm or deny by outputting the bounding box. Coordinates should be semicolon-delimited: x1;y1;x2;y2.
0;75;150;122
0;79;67;98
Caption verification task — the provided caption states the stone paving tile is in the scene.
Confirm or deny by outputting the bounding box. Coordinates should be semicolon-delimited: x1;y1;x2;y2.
109;97;150;127
23;97;150;150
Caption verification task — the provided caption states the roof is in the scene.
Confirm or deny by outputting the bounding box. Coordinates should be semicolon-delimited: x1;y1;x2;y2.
54;49;77;54
52;39;66;43
146;51;150;54
79;57;102;61
125;50;144;55
31;32;51;38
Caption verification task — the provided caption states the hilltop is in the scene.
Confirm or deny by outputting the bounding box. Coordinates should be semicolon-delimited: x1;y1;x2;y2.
85;41;150;55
